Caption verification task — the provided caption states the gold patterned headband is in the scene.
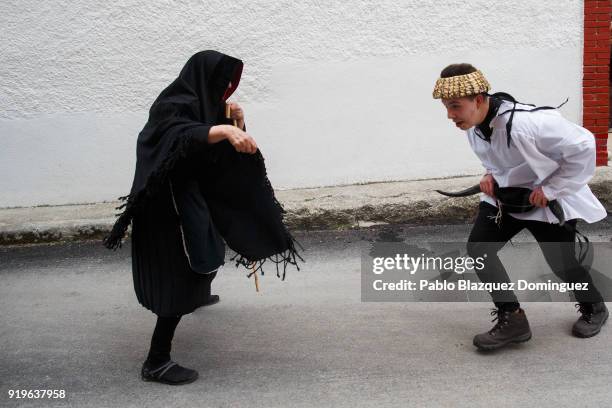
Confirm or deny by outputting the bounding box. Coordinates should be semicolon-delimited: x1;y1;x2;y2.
432;70;491;99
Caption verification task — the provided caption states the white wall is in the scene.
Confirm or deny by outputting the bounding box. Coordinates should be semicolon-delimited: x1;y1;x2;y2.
0;0;584;207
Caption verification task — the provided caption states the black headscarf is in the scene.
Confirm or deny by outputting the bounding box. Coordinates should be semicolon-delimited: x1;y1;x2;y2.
104;50;302;279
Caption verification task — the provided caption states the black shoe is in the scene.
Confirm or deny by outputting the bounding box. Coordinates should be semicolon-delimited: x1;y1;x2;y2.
141;360;199;385
572;302;609;338
473;308;532;351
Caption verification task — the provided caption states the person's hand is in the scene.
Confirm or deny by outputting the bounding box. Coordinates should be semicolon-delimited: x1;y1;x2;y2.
223;125;257;154
529;186;548;208
480;174;496;197
227;102;245;129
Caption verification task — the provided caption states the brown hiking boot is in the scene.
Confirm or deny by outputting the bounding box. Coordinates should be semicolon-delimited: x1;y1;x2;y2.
473;308;532;351
572;302;609;338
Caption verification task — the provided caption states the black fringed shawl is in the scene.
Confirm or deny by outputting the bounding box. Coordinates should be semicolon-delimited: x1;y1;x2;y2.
104;50;302;279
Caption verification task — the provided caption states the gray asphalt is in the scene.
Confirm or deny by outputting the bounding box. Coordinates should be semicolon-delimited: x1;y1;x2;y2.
1;220;612;408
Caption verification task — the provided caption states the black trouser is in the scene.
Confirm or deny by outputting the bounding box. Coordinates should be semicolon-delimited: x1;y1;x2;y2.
146;315;182;366
467;201;603;311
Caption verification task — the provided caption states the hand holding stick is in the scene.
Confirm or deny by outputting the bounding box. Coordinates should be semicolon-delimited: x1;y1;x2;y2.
225;103;238;128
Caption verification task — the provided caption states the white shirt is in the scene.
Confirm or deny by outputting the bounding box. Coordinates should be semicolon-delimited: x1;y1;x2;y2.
466;100;607;224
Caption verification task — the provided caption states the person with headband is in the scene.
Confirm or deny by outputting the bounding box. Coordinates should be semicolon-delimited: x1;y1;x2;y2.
433;63;608;351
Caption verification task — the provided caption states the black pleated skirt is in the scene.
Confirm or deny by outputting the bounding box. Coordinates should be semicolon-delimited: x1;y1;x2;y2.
131;186;218;317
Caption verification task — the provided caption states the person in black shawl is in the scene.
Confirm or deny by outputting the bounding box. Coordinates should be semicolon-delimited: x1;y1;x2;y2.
104;50;302;385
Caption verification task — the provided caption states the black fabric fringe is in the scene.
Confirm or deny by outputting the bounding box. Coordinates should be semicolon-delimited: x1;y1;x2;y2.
230;236;305;281
104;136;304;280
227;149;305;280
103;135;196;250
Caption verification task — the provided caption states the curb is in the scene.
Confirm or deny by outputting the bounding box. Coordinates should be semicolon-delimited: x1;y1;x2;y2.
1;168;610;246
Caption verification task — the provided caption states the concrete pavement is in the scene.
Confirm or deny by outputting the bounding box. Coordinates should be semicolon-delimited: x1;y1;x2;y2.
1;222;612;407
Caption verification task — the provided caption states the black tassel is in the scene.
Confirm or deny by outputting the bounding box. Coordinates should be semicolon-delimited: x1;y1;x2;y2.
102;134;197;250
102;209;132;250
224;149;305;280
229;237;305;281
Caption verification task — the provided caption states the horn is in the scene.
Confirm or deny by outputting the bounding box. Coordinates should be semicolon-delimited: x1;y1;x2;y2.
435;185;481;197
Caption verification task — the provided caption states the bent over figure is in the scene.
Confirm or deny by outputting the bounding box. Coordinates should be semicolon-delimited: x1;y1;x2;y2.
104;50;301;384
433;63;608;351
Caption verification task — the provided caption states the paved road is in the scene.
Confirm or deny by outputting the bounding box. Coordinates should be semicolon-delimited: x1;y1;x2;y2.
1;220;612;408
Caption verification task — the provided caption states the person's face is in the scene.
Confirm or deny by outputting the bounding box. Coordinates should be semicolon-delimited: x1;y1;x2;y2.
441;95;483;130
221;81;234;102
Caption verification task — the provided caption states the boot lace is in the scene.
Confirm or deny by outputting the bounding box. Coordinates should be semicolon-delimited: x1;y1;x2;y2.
488;309;510;335
575;303;593;323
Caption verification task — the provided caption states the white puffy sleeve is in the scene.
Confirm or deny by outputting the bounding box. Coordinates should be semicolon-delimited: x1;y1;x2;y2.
511;121;596;200
539;139;596;200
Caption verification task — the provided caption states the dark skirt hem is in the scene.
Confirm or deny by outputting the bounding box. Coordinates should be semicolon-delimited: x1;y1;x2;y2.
131;187;220;317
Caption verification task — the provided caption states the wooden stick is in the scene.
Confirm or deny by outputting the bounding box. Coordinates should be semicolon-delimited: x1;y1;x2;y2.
229;102;259;292
252;263;260;293
225;103;238;127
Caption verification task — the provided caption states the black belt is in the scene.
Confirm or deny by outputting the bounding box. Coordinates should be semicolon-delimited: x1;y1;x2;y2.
435;184;595;263
436;184;567;225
